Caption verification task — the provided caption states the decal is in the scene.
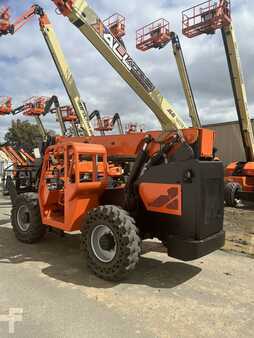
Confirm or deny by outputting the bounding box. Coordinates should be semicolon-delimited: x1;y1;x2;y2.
103;32;155;92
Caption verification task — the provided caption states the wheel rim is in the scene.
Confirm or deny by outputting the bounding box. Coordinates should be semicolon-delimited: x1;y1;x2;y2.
90;225;117;263
17;205;31;232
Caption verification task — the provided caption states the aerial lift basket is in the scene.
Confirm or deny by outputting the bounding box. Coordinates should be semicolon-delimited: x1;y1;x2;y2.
0;6;11;35
103;13;125;39
0;96;12;115
136;18;171;51
22;96;49;116
182;0;231;38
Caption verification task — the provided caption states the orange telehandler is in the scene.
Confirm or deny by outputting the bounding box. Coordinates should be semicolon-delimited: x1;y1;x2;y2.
5;0;225;281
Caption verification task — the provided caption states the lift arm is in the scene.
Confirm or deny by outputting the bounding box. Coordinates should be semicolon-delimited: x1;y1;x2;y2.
89;110;105;136
182;0;254;161
221;23;254;161
44;95;68;136
11;97;48;140
136;19;201;128
171;33;201;128
8;5;93;136
0;145;27;166
51;0;187;131
111;113;124;134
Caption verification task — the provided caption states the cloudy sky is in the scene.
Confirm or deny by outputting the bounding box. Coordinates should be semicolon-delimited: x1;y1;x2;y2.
0;0;253;140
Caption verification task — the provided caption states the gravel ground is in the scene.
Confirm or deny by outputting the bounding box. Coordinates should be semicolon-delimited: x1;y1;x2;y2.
0;196;253;338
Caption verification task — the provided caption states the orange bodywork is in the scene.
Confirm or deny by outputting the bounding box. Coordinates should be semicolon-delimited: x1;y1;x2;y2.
182;0;231;38
199;128;215;158
0;97;12;115
139;183;182;216
136;19;171;51
22;96;48;116
0;7;11;33
39;142;108;232
225;161;254;192
20;148;35;163
51;0;74;17
56;128;215;159
39;128;215;232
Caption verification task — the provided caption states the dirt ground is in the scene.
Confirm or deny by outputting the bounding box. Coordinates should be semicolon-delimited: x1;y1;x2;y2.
0;195;253;337
224;204;254;257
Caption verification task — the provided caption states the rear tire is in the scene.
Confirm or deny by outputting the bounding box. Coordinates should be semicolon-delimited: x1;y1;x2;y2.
81;205;141;281
11;193;46;243
224;182;241;207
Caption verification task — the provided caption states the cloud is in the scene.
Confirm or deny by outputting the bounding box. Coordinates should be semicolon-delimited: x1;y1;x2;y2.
0;0;253;140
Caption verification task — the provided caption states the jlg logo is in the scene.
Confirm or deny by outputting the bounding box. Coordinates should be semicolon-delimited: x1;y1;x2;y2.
103;33;132;70
103;32;155;93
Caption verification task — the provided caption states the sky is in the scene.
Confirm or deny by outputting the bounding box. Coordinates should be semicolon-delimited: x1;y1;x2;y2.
0;0;253;139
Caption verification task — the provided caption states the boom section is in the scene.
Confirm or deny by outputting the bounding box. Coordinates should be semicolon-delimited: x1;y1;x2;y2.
171;33;201;128
39;15;93;136
182;0;254;161
51;0;187;131
221;24;254;161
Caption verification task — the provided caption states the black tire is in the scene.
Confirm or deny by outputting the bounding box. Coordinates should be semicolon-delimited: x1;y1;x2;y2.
11;193;46;243
81;205;141;281
224;182;241;207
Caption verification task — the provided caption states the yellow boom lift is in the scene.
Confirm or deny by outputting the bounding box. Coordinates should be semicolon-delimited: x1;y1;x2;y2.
0;5;93;136
136;19;201;128
182;0;254;206
51;0;187;132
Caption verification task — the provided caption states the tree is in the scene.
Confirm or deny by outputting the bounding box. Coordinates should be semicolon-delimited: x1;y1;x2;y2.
4;119;43;153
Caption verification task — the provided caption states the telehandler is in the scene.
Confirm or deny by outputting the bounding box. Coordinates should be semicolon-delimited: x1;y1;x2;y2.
6;0;225;281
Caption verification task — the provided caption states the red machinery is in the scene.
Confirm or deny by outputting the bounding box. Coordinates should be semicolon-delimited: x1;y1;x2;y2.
94;114;123;135
51;104;79;135
11;96;49;140
0;6;11;35
20;148;35;163
0;96;12;115
136;19;171;51
103;13;125;39
19;96;49;116
182;0;231;37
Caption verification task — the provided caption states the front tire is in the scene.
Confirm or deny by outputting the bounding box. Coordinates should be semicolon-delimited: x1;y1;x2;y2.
11;193;46;243
224;182;241;207
81;205;141;281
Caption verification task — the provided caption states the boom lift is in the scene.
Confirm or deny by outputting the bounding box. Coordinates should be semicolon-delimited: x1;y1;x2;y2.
182;0;254;206
5;0;225;282
89;110;124;136
103;13;126;47
11;96;49;140
51;0;187;131
1;5;93;136
136;19;201;128
44;95;80;136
